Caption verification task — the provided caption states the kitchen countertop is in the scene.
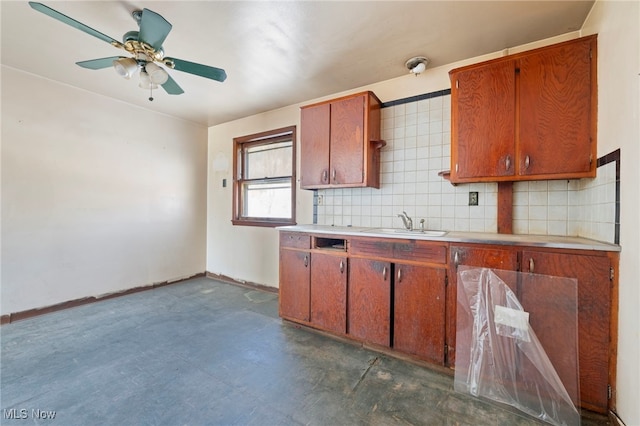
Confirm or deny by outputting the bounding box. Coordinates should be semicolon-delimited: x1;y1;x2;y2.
277;224;621;252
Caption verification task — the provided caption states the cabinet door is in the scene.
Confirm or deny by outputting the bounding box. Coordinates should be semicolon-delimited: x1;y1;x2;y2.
519;37;594;177
522;250;611;413
348;258;391;347
300;103;330;188
451;60;516;181
279;249;310;322
447;245;519;367
330;95;365;186
310;253;347;334
394;263;446;364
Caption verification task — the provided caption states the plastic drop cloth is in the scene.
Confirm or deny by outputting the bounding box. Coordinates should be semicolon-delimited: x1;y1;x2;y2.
454;267;580;426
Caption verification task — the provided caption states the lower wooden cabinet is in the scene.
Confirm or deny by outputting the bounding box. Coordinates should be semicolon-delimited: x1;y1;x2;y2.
310;252;347;334
449;244;616;413
348;258;391;347
279;249;310;322
522;250;613;413
393;263;446;364
447;245;519;365
279;231;618;415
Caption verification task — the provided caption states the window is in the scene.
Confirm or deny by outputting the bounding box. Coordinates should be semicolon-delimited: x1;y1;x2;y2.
232;126;296;227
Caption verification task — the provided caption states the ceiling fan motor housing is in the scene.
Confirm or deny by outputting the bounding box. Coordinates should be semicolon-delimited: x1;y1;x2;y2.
123;30;139;43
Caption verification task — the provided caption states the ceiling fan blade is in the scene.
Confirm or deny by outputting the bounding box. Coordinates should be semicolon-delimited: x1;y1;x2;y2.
138;8;172;51
29;2;119;45
76;56;126;70
161;75;185;95
164;58;227;82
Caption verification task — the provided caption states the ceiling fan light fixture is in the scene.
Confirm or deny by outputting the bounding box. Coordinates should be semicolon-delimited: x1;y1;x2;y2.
145;62;169;85
139;70;158;90
113;57;138;79
405;56;430;76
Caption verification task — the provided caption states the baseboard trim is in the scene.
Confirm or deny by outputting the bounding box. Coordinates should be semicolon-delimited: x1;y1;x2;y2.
0;272;206;325
609;410;626;426
205;272;278;294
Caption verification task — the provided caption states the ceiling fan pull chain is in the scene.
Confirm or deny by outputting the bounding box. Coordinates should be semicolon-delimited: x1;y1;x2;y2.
149;86;154;102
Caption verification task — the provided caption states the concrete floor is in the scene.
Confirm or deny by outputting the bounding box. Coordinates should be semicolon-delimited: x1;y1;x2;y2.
1;277;609;425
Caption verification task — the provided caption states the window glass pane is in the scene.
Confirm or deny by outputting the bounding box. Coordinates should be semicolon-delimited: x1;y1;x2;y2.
242;179;292;219
245;141;292;179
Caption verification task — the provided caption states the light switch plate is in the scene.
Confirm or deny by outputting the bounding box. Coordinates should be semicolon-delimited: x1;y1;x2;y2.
469;192;479;206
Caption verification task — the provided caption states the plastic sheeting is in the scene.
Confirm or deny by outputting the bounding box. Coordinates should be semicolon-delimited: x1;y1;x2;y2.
454;267;580;426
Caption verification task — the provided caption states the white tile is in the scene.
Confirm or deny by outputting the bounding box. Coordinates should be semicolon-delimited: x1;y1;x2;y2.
513;191;529;206
548;205;568;221
528;220;548;235
548;180;569;191
529;205;548;221
513;205;529;220
548;220;568;236
455;206;470;219
528;181;548;192
429;120;443;134
417;100;429;112
513;220;529;234
528;191;548;206
548;191;568;206
469;218;485;232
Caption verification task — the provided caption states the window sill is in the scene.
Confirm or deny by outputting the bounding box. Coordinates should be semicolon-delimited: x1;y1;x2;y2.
232;219;296;228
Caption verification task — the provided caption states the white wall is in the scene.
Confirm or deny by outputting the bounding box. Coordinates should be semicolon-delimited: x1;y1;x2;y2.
206;108;314;286
207;2;639;421
582;1;640;424
1;67;208;315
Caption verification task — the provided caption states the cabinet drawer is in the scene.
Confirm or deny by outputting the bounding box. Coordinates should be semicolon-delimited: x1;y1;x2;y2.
349;237;394;258
350;237;446;264
280;232;310;249
393;240;447;264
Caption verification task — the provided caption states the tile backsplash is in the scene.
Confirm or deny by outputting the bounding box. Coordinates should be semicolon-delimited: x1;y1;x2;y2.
315;91;618;245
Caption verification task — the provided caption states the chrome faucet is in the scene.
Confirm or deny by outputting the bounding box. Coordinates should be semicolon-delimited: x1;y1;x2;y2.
397;211;413;230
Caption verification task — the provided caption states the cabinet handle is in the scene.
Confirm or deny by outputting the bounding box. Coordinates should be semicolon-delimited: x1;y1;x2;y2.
383;266;387;281
505;155;511;171
524;155;530;170
339;260;344;274
529;258;534;273
304;255;308;268
397;268;402;283
322;170;328;183
454;251;460;268
332;169;337;182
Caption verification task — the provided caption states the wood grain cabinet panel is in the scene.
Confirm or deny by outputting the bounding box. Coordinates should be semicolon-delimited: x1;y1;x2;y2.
394;263;446;364
348;258;391;347
519;38;594;177
447;245;519;366
300;91;384;189
451;60;516;180
278;249;310;322
521;250;612;413
449;35;597;183
310;252;347;334
300;104;331;187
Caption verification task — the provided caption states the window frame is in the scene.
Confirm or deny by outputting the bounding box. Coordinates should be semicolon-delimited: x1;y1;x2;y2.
232;126;297;227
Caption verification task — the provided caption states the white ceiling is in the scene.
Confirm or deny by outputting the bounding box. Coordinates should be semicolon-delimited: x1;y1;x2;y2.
1;1;594;126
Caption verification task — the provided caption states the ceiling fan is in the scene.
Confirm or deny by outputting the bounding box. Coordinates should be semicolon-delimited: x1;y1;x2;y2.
28;2;227;101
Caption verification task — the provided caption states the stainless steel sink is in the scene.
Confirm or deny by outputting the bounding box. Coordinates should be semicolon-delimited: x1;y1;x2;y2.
361;228;448;237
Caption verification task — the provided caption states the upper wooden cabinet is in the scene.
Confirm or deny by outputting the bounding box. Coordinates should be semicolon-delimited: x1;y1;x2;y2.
300;91;385;189
449;35;597;183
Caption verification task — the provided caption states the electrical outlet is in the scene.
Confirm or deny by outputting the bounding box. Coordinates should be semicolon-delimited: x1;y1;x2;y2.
469;191;479;206
317;195;324;205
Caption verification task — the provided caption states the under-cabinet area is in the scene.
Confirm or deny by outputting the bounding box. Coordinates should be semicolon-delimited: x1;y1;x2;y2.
278;226;619;415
